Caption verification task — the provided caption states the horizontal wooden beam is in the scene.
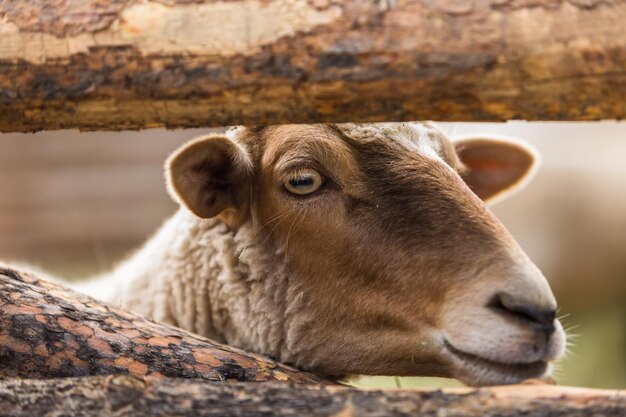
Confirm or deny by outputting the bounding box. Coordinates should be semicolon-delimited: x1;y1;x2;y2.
1;375;624;416
0;0;625;132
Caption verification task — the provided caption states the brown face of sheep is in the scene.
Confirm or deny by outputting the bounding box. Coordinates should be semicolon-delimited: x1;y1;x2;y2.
166;123;566;386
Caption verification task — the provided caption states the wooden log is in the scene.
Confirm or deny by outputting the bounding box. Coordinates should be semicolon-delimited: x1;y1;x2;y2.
0;264;329;384
0;375;624;417
1;0;625;132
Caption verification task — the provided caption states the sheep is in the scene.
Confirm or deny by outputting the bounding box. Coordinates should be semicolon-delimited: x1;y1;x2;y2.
75;123;566;386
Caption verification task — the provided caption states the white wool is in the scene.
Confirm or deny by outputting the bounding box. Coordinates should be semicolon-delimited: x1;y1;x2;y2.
75;209;289;357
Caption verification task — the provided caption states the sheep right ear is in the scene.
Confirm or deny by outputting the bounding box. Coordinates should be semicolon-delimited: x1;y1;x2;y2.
454;136;538;204
165;134;253;227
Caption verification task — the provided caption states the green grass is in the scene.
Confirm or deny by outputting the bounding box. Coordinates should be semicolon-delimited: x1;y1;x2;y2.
555;304;625;388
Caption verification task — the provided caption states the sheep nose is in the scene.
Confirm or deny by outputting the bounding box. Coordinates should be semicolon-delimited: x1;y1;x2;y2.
490;292;556;334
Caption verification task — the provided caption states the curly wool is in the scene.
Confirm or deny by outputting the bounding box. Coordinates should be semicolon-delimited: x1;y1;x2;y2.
75;209;289;358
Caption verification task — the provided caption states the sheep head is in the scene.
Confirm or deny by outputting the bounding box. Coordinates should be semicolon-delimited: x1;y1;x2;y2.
165;123;566;386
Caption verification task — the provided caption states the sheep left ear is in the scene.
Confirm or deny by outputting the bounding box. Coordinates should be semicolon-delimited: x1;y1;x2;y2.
165;134;253;228
455;136;539;204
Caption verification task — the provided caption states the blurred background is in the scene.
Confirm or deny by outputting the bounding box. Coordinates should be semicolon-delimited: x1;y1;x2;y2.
0;121;624;389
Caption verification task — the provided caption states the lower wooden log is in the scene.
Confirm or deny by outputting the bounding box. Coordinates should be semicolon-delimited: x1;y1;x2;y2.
0;264;328;384
0;375;624;417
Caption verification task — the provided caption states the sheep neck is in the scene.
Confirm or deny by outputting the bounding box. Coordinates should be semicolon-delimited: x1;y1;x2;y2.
102;209;289;358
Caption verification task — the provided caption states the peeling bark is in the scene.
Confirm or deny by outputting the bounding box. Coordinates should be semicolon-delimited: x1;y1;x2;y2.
0;265;329;384
0;0;625;131
0;375;624;417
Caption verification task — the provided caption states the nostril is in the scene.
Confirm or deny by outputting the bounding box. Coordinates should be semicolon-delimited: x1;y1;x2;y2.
489;292;556;333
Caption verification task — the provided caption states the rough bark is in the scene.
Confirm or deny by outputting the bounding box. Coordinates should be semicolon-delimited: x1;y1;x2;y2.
1;0;625;132
0;265;329;384
0;375;624;417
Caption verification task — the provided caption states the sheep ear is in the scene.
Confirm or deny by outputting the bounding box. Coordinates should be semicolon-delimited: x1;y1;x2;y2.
455;136;539;204
166;134;252;227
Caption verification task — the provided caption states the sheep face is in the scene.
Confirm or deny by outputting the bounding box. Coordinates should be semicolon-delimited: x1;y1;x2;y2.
166;123;566;386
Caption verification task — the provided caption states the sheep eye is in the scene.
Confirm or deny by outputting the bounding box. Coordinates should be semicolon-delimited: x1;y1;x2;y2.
283;169;324;196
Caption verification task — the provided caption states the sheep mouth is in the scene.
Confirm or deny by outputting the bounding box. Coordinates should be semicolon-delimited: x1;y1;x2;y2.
443;339;548;382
